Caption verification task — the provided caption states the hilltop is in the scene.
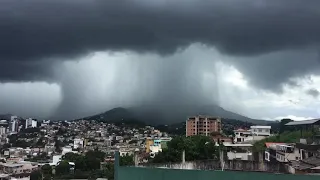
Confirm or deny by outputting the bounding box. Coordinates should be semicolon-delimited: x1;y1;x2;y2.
81;105;273;125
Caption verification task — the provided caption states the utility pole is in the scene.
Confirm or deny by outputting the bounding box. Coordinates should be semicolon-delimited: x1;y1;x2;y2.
182;150;185;163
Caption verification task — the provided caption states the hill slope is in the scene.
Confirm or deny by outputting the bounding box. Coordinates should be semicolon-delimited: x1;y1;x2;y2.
81;105;271;125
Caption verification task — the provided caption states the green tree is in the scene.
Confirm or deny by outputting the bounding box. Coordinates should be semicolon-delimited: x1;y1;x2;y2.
63;152;82;162
54;137;63;153
279;119;293;133
152;135;219;163
86;149;106;161
55;160;70;175
120;155;134;166
30;170;42;180
74;156;87;170
41;164;52;175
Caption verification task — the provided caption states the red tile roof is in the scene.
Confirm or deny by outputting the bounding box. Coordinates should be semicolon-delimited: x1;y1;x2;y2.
265;142;286;148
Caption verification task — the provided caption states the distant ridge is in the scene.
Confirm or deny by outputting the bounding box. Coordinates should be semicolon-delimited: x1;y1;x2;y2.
80;105;272;125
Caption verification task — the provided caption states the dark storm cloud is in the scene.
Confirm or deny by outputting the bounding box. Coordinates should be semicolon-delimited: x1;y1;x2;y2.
306;88;320;98
2;0;320;120
1;0;320;82
228;50;320;92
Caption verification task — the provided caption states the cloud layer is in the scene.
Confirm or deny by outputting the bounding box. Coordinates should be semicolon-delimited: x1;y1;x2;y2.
1;0;320;120
1;0;320;81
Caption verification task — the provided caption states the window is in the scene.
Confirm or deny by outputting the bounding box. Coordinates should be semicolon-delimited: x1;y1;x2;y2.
265;152;270;161
258;129;262;132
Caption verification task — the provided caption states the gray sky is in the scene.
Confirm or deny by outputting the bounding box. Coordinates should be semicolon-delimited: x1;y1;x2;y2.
0;0;320;121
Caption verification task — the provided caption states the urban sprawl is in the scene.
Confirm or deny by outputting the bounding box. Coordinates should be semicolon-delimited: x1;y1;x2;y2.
0;115;318;179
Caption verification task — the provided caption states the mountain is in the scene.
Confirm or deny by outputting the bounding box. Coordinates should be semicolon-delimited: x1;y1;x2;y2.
0;114;24;121
83;107;134;122
81;105;272;125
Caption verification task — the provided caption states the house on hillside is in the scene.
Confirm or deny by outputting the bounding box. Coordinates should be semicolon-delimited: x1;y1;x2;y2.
234;126;271;144
264;143;296;163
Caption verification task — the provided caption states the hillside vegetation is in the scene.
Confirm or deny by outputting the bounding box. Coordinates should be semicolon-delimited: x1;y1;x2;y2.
252;130;313;152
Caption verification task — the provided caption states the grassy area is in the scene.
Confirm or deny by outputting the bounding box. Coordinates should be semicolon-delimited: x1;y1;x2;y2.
252;130;313;152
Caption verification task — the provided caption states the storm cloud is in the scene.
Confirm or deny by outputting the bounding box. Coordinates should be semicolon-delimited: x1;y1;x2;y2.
306;88;320;98
1;0;320;119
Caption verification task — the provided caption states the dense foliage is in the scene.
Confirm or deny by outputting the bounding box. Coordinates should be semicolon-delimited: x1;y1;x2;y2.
151;135;220;163
34;149;134;180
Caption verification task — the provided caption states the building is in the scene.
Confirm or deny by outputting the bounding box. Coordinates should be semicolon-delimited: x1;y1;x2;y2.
186;116;221;137
31;120;37;128
275;144;296;162
0;127;6;135
234;126;271;143
211;133;233;144
145;138;154;153
265;143;296;163
73;139;84;149
250;126;271;136
225;144;253;160
9;116;18;133
233;129;251;143
0;161;38;179
25;118;37;129
25;118;32;129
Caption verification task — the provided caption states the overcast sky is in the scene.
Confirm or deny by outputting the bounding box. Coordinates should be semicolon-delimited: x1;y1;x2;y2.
0;0;320;121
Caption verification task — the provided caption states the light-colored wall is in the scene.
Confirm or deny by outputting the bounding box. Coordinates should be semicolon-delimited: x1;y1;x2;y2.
227;152;251;160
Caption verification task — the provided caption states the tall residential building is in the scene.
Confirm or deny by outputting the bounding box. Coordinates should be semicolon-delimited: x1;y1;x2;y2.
9;116;19;133
31;119;37;128
0;126;6;135
26;118;37;128
25;118;32;128
186;115;221;137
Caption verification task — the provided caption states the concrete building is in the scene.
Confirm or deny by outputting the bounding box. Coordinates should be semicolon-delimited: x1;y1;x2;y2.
31;120;37;128
0;161;38;179
25;118;37;129
9;116;18;133
225;144;253;160
145;138;153;153
264;143;296;163
234;126;271;143
186;116;221;137
0;127;6;135
25;118;32;129
73;139;84;149
275;144;296;163
250;126;271;136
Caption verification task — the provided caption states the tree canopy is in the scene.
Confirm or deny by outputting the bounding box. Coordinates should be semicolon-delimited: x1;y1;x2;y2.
151;135;220;163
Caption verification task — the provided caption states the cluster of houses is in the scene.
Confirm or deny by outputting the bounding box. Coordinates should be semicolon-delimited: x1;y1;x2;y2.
223;119;320;174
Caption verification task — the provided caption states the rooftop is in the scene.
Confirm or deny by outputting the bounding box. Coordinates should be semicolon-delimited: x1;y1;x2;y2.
250;126;271;129
265;142;286;148
285;119;320;126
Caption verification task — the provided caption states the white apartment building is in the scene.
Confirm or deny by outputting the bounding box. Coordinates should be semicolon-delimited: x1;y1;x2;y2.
9;122;18;133
31;120;37;128
73;138;84;149
234;126;271;143
275;144;296;162
250;126;271;136
25;118;37;129
225;144;253;160
25;118;32;129
0;127;6;135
